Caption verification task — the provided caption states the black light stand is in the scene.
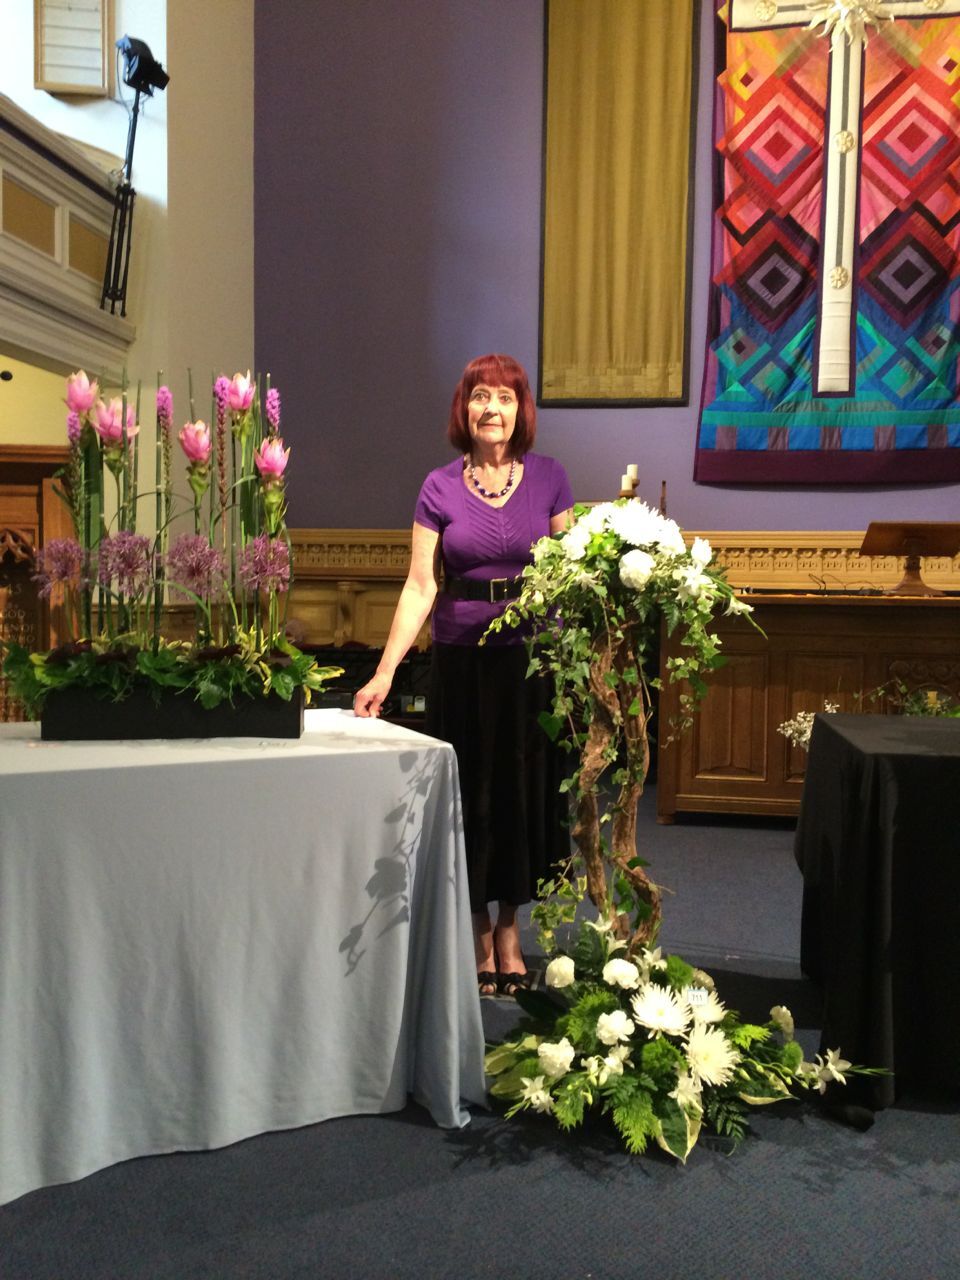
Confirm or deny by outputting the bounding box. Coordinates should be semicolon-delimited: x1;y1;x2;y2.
100;37;168;318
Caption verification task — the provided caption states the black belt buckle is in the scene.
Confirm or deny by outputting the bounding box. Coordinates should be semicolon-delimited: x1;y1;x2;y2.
488;577;511;603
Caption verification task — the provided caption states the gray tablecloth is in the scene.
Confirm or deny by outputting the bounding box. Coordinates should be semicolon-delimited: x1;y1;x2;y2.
0;709;486;1206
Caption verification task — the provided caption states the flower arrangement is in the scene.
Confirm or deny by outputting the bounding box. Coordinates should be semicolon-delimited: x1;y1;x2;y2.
486;498;755;948
2;369;341;719
485;901;882;1162
778;685;960;751
778;701;840;749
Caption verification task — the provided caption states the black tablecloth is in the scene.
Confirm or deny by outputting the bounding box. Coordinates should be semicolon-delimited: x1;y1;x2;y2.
795;713;960;1108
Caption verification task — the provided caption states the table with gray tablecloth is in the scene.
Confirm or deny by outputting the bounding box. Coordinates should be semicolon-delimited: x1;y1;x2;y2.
0;708;486;1206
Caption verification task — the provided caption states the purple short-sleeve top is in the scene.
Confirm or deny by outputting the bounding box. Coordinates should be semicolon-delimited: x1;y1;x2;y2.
414;452;574;646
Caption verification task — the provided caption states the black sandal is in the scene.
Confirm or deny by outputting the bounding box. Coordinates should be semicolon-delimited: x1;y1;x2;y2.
497;972;531;997
477;970;498;997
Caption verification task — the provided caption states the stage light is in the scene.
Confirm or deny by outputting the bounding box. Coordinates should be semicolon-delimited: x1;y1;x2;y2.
116;36;169;97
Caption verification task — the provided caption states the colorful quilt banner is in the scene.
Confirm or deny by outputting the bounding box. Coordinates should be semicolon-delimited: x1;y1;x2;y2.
695;0;960;484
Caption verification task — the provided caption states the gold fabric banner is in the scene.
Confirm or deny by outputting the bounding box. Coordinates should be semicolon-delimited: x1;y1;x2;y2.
540;0;696;404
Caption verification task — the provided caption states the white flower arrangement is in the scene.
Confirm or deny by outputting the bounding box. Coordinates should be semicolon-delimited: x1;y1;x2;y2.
778;701;840;749
485;904;883;1160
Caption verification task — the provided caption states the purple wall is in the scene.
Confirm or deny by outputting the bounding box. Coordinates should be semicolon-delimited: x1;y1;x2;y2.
254;0;959;531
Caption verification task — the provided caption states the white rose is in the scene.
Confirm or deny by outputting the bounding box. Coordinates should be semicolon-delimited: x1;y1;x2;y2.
545;955;576;989
596;1009;635;1046
537;1036;576;1078
689;536;713;568
602;958;641;990
619;549;655;591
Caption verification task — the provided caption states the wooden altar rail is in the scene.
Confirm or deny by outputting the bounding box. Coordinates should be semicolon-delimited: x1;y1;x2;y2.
286;528;960;647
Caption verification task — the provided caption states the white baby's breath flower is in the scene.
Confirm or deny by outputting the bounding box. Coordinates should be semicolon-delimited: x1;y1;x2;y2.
619;549;655;591
602;957;641;990
770;1005;795;1039
689;989;726;1025
545;955;575;989
537;1036;576;1078
520;1076;555;1113
596;1009;635;1046
669;1070;703;1113
685;1024;740;1088
689;536;713;568
630;983;691;1038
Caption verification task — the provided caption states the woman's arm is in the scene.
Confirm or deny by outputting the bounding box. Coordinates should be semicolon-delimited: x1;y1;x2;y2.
353;521;441;717
550;507;573;535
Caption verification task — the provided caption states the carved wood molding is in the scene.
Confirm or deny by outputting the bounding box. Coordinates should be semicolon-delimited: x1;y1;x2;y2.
290;527;960;592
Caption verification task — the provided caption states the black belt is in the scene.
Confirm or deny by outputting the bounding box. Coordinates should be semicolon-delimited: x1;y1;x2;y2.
443;575;522;603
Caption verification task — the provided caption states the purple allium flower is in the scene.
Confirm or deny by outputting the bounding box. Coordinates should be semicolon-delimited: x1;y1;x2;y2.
33;538;85;597
265;387;281;434
165;534;227;603
237;534;291;595
66;411;82;444
97;532;154;597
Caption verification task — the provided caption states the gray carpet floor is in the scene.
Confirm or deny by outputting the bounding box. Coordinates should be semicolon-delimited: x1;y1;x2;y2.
2;789;958;1280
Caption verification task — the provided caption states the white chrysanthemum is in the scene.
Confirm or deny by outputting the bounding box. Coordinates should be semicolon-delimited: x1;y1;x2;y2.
562;523;591;561
669;1070;703;1113
770;1005;795;1039
619;549;655;591
545;956;576;989
537;1036;576;1078
602;957;641;990
689;536;713;568
689;989;726;1025
580;502;615;534
596;1009;635;1046
520;1075;555;1113
607;500;663;548
685;1024;740;1088
657;519;687;556
630;983;691;1038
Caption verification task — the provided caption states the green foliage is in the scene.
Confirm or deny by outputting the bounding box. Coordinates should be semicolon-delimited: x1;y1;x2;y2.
553;1075;593;1132
611;1089;658;1155
724;1021;772;1050
555;989;620;1055
640;1036;685;1089
663;954;695;991
703;1094;749;1148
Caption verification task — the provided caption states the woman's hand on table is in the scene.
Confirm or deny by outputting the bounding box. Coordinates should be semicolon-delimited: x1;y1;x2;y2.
354;672;392;718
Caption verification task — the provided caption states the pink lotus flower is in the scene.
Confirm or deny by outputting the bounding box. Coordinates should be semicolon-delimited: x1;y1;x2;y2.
178;420;212;464
94;398;139;446
254;436;290;480
65;370;99;416
226;371;255;413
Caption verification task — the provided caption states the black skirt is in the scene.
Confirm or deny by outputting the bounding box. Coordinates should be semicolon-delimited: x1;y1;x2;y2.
427;642;570;912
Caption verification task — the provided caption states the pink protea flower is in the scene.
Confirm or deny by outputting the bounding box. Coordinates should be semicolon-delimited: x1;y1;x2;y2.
178;420;212;464
33;538;86;597
65;370;99;416
226;370;255;413
97;532;153;597
94;398;139;447
254;436;290;480
265;387;281;434
237;534;290;594
165;534;227;603
66;411;82;444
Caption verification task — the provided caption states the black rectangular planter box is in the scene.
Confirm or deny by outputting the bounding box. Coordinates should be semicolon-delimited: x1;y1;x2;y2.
40;685;304;741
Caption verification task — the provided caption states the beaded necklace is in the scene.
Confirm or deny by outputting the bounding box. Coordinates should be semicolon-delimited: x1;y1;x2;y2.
467;457;517;500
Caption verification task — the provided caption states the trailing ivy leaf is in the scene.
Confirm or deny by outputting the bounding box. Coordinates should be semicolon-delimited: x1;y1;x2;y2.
537;711;563;741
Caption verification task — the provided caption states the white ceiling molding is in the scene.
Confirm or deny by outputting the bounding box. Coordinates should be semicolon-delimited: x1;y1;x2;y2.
0;92;134;381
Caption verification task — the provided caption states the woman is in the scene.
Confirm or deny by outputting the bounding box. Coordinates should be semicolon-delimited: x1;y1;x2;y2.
354;354;573;996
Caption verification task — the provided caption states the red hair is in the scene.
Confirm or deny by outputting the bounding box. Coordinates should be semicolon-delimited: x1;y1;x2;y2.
447;353;537;456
